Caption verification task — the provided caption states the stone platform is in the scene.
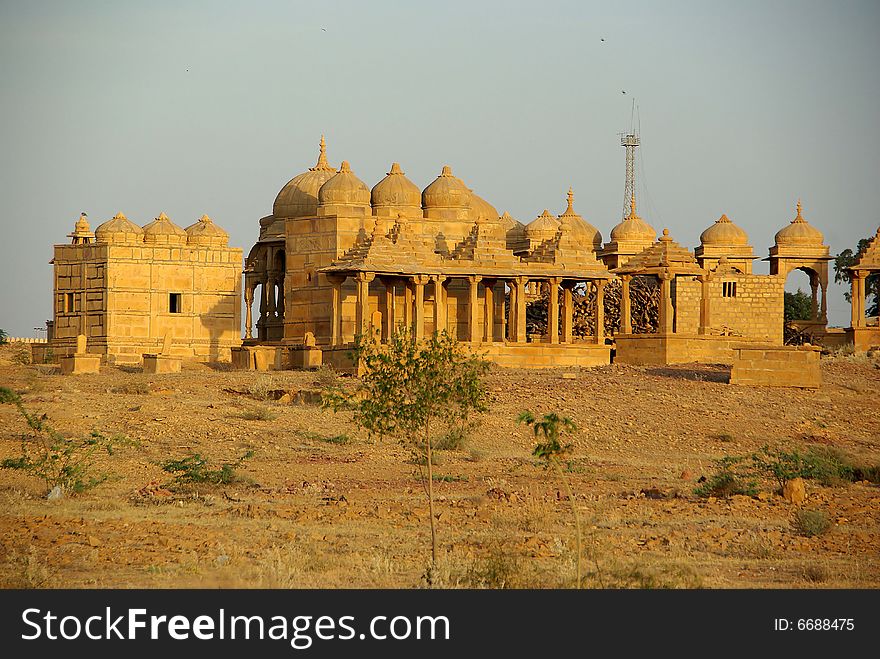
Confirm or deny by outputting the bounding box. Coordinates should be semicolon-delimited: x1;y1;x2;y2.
729;344;822;388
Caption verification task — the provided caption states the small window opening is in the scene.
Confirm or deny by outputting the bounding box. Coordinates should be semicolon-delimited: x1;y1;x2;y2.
64;292;75;313
722;281;737;298
169;293;182;313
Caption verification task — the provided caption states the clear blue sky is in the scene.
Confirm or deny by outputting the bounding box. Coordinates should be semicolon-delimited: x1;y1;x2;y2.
1;0;878;336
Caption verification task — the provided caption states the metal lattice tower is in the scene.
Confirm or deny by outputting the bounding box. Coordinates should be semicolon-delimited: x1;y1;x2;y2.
620;132;640;219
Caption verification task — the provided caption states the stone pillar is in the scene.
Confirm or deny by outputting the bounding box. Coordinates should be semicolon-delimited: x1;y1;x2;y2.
548;278;560;344
562;283;573;343
483;279;495;343
404;280;413;331
328;275;345;347
620;275;632;335
384;279;394;341
820;279;828;324
507;281;517;341
432;275;447;334
266;277;277;318
244;284;254;339
276;275;285;322
659;272;674;335
515;277;528;343
810;272;819;322
355;272;374;337
698;274;711;335
852;271;865;328
413;275;428;341
468;275;482;343
594;280;606;344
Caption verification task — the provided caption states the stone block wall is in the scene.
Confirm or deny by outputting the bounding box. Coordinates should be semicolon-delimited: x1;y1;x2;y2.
730;345;821;388
673;274;784;343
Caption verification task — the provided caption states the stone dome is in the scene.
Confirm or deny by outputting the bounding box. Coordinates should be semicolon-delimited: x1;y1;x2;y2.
272;135;337;220
774;201;824;246
318;161;371;207
143;212;187;245
700;214;749;245
95;212;144;245
422;165;471;210
371;162;421;208
468;191;499;224
185;214;229;247
525;209;561;243
610;196;656;242
499;211;525;235
557;188;602;249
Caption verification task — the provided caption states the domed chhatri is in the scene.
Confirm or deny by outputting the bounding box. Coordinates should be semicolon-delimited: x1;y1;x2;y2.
422;165;471;213
273;135;337;221
95;211;145;245
185;214;229;248
525;209;561;245
318;161;371;209
68;212;95;244
774;200;825;247
695;213;755;273
371;162;422;217
143;212;187;245
558;187;602;250
468;191;499;225
700;214;749;246
610;195;656;243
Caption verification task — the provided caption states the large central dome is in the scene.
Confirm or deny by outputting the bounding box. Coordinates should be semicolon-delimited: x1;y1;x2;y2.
272;136;337;220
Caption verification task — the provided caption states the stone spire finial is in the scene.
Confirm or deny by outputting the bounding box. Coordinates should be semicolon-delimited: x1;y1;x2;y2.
441;165;453;176
199;214;212;224
311;134;334;171
794;199;804;222
114;211;127;220
718;213;730;223
566;187;574;213
389;162;403;175
660;227;671;241
628;194;639;219
157;212;170;221
339;160;351;173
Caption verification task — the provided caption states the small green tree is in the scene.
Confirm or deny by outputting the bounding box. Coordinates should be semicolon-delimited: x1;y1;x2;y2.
324;329;488;578
0;387;135;495
834;237;879;316
0;329;8;345
518;411;584;588
784;289;813;321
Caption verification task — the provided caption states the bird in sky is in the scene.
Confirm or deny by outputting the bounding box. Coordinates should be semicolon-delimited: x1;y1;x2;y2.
600;38;605;42
622;90;627;94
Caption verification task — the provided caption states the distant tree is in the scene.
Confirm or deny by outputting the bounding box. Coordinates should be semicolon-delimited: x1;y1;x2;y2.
0;329;7;345
784;289;813;321
324;329;488;580
833;237;879;317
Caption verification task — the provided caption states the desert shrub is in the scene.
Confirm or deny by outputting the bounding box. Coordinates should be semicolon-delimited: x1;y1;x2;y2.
246;374;281;400
235;406;277;421
694;456;758;497
751;445;853;488
464;549;521;589
321;434;351;445
801;562;831;583
0;329;7;344
793;508;831;537
313;365;337;387
9;344;31;365
160;450;254;486
0;390;136;495
433;419;479;451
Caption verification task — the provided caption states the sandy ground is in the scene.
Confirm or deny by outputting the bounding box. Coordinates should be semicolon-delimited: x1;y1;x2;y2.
0;344;878;589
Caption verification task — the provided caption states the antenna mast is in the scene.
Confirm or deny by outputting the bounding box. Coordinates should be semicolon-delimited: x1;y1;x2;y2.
620;131;640;220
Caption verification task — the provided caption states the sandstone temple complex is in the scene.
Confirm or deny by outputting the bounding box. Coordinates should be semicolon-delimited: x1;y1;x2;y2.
43;135;880;372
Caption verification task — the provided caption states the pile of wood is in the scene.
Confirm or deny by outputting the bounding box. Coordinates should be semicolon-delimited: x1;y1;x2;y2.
519;277;660;337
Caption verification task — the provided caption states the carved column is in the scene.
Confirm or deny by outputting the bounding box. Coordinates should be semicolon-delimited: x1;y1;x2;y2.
698;274;711;335
383;279;394;341
620;275;632;335
483;279;496;343
432;275;447;334
468;275;482;343
507;281;516;341
562;283;573;343
515;277;528;343
594;280;606;344
244;283;254;339
275;274;285;322
820;279;828;325
265;277;276;318
413;275;428;341
810;272;819;322
658;271;674;335
328;275;345;347
404;280;413;331
548;278;560;344
852;271;865;328
355;272;375;337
